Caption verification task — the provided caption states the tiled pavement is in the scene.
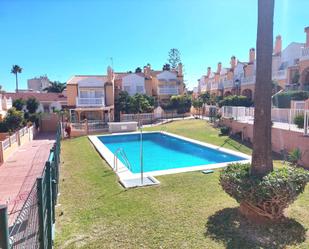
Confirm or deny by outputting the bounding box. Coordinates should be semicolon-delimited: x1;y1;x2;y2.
0;133;55;225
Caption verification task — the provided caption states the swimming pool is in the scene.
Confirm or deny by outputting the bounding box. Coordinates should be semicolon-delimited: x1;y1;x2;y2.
94;132;248;174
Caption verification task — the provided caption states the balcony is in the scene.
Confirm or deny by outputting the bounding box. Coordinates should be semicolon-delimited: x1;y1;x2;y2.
76;97;105;107
222;79;233;88
241;76;255;85
301;47;309;60
272;70;287;80
210;83;219;91
157;86;179;95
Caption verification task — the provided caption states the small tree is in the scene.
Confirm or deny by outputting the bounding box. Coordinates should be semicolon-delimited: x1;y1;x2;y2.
26;97;39;113
162;63;171;71
192;98;203;117
135;67;142;73
4;107;24;131
169;95;192;114
13;98;26;111
167;48;181;70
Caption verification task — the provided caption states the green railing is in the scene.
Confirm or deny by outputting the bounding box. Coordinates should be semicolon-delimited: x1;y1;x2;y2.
0;124;61;249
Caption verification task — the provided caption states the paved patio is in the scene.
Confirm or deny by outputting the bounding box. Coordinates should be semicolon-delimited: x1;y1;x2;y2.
0;133;55;224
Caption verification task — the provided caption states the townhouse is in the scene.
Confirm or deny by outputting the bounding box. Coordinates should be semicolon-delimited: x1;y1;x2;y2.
197;26;309;99
66;63;185;122
115;63;185;102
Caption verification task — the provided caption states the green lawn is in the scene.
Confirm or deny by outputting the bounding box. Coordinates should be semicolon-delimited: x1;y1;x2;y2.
55;120;309;249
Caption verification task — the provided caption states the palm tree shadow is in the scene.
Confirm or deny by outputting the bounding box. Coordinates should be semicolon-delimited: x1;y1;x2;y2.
205;208;307;249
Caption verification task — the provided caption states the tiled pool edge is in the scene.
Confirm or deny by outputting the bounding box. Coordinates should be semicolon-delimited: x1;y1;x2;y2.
88;131;251;187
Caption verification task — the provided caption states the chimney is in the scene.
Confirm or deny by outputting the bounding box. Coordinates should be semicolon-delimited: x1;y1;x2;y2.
249;48;255;63
107;66;114;82
274;35;282;55
305;26;309;47
207;67;211;77
230;56;237;69
217;62;222;74
177;63;183;76
143;64;151;78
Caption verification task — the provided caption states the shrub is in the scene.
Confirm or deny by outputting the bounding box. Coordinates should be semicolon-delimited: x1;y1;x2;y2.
218;95;253;108
26;97;40;113
220;163;309;220
294;114;304;129
13;98;25;111
288;148;302;166
0;122;8;132
220;126;230;135
4;107;24;132
28;113;40;127
272;91;309;108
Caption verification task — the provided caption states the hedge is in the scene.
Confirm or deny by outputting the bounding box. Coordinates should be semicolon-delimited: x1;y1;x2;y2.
272;91;309;108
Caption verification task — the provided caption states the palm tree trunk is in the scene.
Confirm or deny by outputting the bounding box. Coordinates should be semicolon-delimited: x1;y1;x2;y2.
251;0;274;177
15;73;18;93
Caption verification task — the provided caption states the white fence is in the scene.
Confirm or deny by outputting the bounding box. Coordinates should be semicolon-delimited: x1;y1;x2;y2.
120;113;155;124
0;126;35;162
222;106;309;134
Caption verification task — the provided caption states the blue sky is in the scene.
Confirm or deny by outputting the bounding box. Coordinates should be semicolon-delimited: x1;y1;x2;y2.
0;0;308;91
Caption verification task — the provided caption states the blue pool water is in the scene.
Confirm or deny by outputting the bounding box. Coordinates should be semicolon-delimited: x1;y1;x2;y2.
98;133;246;173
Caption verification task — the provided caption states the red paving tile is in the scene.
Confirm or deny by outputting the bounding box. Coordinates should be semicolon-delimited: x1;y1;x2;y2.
0;133;55;225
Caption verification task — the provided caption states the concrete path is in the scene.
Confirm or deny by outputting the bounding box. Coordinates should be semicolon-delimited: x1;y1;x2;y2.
0;133;55;224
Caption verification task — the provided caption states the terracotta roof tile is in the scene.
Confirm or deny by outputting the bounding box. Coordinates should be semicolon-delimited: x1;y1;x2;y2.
4;92;67;102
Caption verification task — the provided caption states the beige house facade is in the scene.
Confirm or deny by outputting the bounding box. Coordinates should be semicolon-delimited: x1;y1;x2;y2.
198;26;309;100
67;67;115;122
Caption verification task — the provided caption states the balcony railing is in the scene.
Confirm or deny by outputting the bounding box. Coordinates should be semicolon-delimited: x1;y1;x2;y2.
301;47;309;60
222;80;233;88
157;86;179;95
241;76;255;85
76;97;105;107
210;83;219;91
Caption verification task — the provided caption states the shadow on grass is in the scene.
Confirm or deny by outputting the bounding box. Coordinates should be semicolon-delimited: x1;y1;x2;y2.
205;208;306;249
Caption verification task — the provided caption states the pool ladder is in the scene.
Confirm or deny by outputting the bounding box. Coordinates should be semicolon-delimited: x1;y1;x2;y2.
160;126;167;133
113;148;132;172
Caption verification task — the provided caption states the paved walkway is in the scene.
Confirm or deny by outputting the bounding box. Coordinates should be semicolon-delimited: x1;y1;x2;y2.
0;133;55;224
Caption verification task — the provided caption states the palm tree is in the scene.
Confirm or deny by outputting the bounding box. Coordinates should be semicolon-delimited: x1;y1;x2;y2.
11;65;22;93
44;81;66;93
251;0;275;177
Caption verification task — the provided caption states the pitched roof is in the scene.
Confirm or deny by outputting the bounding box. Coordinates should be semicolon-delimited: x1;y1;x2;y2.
67;75;108;85
4;92;67;102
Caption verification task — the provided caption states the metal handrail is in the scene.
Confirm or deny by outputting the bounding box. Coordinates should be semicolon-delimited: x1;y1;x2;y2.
113;148;132;172
160;126;167;133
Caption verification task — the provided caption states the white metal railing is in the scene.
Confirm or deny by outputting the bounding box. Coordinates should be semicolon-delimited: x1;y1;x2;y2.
222;79;233;88
87;121;108;131
222;106;308;134
211;83;219;90
241;76;255;85
157;86;179;95
301;47;309;60
121;113;154;123
76;97;105;107
113;148;132;172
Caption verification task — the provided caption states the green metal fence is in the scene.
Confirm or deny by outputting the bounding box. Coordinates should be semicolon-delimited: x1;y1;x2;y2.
0;125;61;249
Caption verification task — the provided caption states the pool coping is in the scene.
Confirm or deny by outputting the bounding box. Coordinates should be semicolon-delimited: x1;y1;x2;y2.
88;131;251;187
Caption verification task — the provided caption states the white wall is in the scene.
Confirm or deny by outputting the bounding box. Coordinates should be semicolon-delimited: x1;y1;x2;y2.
122;74;145;96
